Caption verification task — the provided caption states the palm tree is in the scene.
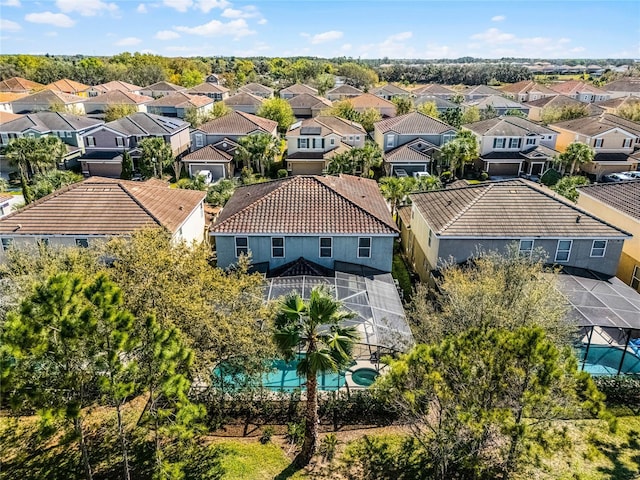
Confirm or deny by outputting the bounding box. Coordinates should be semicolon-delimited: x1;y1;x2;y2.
440;130;478;179
379;176;413;218
4;137;35;179
237;133;280;176
273;287;358;466
138;137;173;179
556;142;595;175
34;136;67;173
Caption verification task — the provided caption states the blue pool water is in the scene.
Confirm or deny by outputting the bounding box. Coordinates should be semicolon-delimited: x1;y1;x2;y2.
578;344;640;376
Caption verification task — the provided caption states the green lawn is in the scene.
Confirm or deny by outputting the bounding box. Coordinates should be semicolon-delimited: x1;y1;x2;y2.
218;441;307;479
392;253;413;301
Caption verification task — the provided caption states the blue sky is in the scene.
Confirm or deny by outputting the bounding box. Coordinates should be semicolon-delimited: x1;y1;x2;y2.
1;0;638;59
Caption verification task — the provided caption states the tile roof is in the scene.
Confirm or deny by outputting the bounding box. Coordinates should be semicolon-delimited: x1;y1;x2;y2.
0;92;29;103
83;90;153;106
463;115;557;136
313;115;366;134
0;77;44;92
349;93;396;110
551;113;640;137
411;84;456;96
413;95;457;109
0;111;103;133
500;80;557;96
212;174;398;235
604;77;640;93
409;179;630;238
87;80;142;93
287;93;332;109
102;113;189;136
374;111;455;134
397;205;412;227
462;85;504;96
550;80;608;96
327;84;363;95
466;95;528;109
224;92;264;107
578;180;640;220
371;83;410;95
12;89;85;105
280;84;318;95
187;82;230;94
239;83;274;95
182;144;234;162
147;92;213;108
0;112;22;124
384;139;438;163
0;177;205;236
195;110;277;135
44;78;89;93
596;96;640;109
142;81;186;92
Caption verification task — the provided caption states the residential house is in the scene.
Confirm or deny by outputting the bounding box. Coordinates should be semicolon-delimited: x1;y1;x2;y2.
0;112;21;124
80;113;190;177
461;85;504;101
44;79;89;96
550;80;611;103
239;83;274;98
349;93;396;118
463;95;530;116
223;92;264;115
326;84;363;101
186;82;230;101
526;95;604;122
279;84;318;99
500;80;558;102
82;90;153;117
140;81;187;98
550;113;640;179
401;179;631;282
411;84;456;99
285;115;366;175
595;96;640;115
82;81;143;98
191;110;278;150
370;83;411;100
413;95;458;114
0;77;43;93
0;194;12;218
211;174;398;273
463;115;559;176
382;139;440;176
146;92;214;119
181;138;239;181
604;77;640;99
206;74;223;85
0;177;207;257
577;181;640;292
0;92;27;113
286;93;332;118
10;89;85;114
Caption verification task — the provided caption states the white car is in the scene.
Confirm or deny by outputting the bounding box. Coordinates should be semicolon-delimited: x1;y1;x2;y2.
195;170;213;184
413;171;432;178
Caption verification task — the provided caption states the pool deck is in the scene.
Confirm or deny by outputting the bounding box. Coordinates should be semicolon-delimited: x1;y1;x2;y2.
343;359;388;391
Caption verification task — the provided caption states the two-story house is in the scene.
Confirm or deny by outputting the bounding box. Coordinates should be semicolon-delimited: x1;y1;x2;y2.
400;179;631;283
461;85;503;101
370;83;411;100
550;113;640;179
411;84;456;99
81;80;143;98
238;83;274;99
140;81;187;98
373;111;457;176
413;95;458;114
146;92;214;119
279;84;318;99
82;90;153;117
349;94;396;118
603;77;640;99
285;115;366;175
44;79;89;96
11;89;86;115
186;83;230;101
463;95;530;116
181;138;239;182
501;80;558;103
80;113;190;177
287;93;332;118
223;92;265;115
463;116;559;177
190;110;278;150
550;80;611;103
211;174;399;274
326;84;364;102
526;95;603;122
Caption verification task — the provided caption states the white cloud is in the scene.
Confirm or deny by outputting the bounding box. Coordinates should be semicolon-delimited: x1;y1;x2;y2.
25;11;75;28
155;30;180;40
234;41;270;56
491;15;505;22
221;5;258;18
470;28;515;44
310;30;343;44
195;0;229;12
340;43;352;53
45;31;58;37
468;27;588;58
56;0;118;16
136;3;147;13
1;0;21;6
377;31;414;57
115;36;142;46
175;18;254;38
422;43;459;59
257;18;267;25
0;19;21;31
386;31;412;42
163;0;192;12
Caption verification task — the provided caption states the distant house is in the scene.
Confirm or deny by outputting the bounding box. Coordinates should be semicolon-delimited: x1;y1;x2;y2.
463;95;530;116
206;74;223;85
411;84;456;99
349;93;396;118
82;81;143;98
461;85;504;101
370;83;411;100
413;95;458;114
500;80;558;102
223;92;264;115
0;92;27;113
463;116;559;177
239;83;274;99
211;174;398;273
279;84;318;99
285;115;366;175
181;138;239;181
140;81;187;98
0;177;207;256
11;89;85;114
550;80;610;103
0;193;12;218
82;90;153;117
190;110;278;150
0;112;22;124
401;179;631;283
595;96;640;115
326;84;363;101
146;92;214;119
603;77;640;99
186;82;230;101
0;77;44;93
550;113;640;179
526;95;603;122
577;180;640;293
286;93;332;118
44;79;89;96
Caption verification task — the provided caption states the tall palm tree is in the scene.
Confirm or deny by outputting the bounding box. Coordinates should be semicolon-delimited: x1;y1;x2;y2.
138;137;173;179
557;141;595;175
379;176;413;218
273;287;358;466
5;137;37;180
33;136;67;174
237;133;280;176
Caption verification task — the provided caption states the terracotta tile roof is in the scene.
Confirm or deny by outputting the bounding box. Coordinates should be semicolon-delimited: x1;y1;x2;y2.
551;113;640;137
148;92;213;108
182;144;234;162
196;110;277;135
280;84;318;95
212;174;398;235
142;81;187;92
87;80;142;93
44;78;89;94
463;115;557;136
550;80;608;96
187;82;230;94
501;80;557;96
0;177;205;236
287;93;332;109
0;77;44;92
409;179;630;238
397;205;412;226
578;180;640;220
83;90;153;105
224;92;264;107
327;84;363;96
604;77;640;93
0;112;22;124
12;89;84;106
0;92;28;103
375;111;455;135
349;93;395;110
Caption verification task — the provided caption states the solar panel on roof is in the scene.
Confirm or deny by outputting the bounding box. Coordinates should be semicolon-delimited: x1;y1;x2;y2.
300;126;321;135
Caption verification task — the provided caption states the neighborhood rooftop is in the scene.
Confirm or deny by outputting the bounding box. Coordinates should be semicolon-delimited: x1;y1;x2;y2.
375;111;455;134
577;180;640;221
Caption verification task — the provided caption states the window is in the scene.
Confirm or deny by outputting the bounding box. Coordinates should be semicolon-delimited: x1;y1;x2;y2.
355;135;360;141
519;239;534;257
509;138;521;148
594;138;603;148
235;237;248;257
330;138;335;146
623;138;632;148
86;136;96;147
195;134;203;148
555;240;572;262
590;240;607;257
526;137;536;145
116;137;124;147
443;134;455;144
386;134;395;148
632;265;640;291
1;237;13;251
76;238;89;248
493;138;505;148
297;138;308;149
428;229;432;247
358;237;371;258
0;133;8;144
319;237;332;258
271;237;284;258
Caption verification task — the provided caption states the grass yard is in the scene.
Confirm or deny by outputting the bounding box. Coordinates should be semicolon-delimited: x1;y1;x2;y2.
392;253;414;301
217;441;308;479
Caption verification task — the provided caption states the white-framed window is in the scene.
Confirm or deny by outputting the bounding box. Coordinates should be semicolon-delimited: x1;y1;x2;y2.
526;137;536;145
298;138;308;149
235;236;248;257
76;238;89;248
386;134;395;148
623;138;632;148
330;137;335;146
519;239;534;257
509;138;521;148
116;137;124;147
195;133;203;148
0;133;8;144
358;237;371;258
493;138;505;148
86;136;96;147
555;240;572;262
590;240;607;257
443;133;455;144
594;138;603;148
1;237;13;251
631;265;640;291
319;237;332;258
271;237;284;258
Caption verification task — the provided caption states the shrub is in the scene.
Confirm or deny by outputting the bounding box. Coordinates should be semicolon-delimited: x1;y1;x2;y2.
440;171;452;182
286;421;305;446
320;433;338;461
277;169;288;178
479;171;489;181
593;376;640;409
259;426;275;444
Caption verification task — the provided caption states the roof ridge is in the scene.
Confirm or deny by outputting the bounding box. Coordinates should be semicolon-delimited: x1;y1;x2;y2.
439;183;494;233
0;181;84;222
117;182;166;229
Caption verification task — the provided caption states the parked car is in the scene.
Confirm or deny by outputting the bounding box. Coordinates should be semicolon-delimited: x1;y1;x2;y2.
601;173;635;182
413;171;432;179
625;171;640;179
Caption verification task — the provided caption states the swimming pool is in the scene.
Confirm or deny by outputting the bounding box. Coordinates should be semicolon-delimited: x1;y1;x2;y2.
578;344;640;376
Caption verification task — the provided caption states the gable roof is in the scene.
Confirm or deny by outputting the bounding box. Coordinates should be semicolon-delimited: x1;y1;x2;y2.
0;111;103;133
85;80;142;93
44;78;89;93
596;96;640;109
287;93;332;109
410;179;630;238
604;77;640;93
0;112;22;124
578;180;640;221
374;111;455;134
0;92;29;103
182;144;234;162
239;83;274;95
411;84;456;96
384;139;438;163
280;83;318;95
83;90;153;106
142;81;186;92
212;174;398;235
413;95;458;109
551;113;640;137
463;115;557;136
187;82;230;95
349;93;396;110
327;84;364;96
12;89;85;106
550;80;608;96
501;80;558;96
224;91;265;107
0;76;44;92
196;110;277;135
466;95;528;109
147;92;213;108
101;112;189;136
461;85;504;96
0;177;205;236
288;115;365;137
370;83;410;95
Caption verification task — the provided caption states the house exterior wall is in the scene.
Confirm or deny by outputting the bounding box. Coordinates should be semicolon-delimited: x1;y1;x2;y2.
168;129;191;156
83;127;130;150
214;234;395;272
0;235;107;262
552;127;636;153
286;133;343;155
173;202;205;244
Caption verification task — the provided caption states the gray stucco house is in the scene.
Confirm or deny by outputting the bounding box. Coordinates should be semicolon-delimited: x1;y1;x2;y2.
212;174;399;273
